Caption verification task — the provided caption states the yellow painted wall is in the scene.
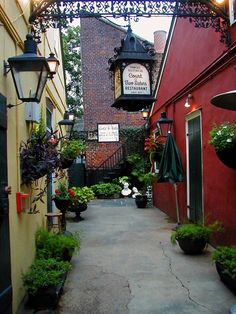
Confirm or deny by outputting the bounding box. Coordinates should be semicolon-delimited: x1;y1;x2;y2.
0;0;67;312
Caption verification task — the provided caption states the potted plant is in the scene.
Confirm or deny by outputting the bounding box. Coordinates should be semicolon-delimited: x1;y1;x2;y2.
35;228;80;262
127;154;157;208
171;221;223;255
20;127;60;185
212;246;236;294
22;258;71;309
209;122;236;169
60;139;85;169
91;183;122;199
68;186;95;220
144;134;164;164
52;180;75;230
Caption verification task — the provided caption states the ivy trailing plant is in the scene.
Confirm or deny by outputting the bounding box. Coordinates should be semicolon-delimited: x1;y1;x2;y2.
119;126;145;157
19;114;64;213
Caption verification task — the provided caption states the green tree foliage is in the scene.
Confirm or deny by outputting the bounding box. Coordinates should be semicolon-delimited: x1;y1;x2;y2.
62;25;83;117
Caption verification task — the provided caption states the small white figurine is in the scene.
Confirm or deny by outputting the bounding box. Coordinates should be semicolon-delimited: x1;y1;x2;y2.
121;182;132;197
132;187;141;198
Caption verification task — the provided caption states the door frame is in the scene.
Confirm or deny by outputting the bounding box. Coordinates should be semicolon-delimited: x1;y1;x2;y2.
185;110;204;222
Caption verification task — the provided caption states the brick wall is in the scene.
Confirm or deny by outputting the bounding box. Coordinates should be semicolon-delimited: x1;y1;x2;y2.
80;18;159;169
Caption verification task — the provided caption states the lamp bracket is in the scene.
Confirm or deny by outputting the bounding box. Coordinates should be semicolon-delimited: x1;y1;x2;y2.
3;61;10;76
29;0;230;46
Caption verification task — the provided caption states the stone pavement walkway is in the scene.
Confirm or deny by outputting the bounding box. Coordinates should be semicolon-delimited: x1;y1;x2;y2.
58;198;236;314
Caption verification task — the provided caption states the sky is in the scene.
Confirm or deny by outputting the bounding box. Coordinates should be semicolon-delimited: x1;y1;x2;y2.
72;16;172;43
106;16;172;42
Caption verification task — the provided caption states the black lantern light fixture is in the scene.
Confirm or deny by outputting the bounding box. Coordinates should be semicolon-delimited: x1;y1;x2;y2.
5;34;52;103
58;110;75;139
108;26;156;112
47;52;60;78
156;112;173;137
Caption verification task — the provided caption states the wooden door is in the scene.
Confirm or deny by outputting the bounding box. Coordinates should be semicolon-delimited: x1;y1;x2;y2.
187;113;203;222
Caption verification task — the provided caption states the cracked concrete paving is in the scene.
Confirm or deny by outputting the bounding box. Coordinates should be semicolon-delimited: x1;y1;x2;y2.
58;198;236;314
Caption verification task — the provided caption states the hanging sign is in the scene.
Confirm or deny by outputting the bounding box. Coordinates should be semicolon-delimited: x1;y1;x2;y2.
122;63;150;95
114;67;121;99
98;123;119;142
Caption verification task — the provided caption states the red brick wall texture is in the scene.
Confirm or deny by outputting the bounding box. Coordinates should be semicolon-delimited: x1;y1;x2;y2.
80;18;160;168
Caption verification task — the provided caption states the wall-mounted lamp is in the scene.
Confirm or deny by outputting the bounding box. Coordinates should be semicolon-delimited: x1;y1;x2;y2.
156;112;173;137
47;52;60;79
58;110;75;139
184;94;193;108
141;108;149;120
4;34;59;103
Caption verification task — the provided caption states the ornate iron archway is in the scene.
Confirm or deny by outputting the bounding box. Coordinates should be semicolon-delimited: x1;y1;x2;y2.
29;1;230;45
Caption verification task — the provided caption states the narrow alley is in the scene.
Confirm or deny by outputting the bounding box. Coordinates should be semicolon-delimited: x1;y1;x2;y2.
58;199;236;314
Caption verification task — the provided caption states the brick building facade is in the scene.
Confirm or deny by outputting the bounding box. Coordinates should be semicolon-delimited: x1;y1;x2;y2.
80;17;165;174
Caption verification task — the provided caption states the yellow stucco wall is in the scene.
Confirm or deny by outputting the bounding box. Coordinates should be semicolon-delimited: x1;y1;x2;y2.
0;0;67;312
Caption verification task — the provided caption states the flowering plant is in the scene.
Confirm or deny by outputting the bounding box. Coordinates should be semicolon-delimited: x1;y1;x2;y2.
209;122;236;152
53;181;75;201
144;134;165;163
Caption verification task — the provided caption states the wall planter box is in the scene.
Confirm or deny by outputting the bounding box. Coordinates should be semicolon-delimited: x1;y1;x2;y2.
26;272;67;310
215;262;236;295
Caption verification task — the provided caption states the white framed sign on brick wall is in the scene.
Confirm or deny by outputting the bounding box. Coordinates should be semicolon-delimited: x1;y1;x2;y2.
97;123;119;142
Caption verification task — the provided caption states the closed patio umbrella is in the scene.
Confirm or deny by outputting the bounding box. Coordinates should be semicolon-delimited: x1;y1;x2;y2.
158;132;184;224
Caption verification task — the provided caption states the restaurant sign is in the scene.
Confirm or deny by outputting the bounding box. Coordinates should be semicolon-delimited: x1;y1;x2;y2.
122;63;150;95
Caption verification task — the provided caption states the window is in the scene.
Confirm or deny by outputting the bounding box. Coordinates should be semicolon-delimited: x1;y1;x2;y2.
229;0;236;24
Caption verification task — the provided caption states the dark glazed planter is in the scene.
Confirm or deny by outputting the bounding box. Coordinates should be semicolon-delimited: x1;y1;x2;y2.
53;199;72;231
135;195;148;208
177;237;207;255
215;262;236;295
216;146;236;169
69;203;88;221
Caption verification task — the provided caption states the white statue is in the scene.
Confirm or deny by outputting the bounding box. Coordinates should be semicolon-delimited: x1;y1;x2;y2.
121;182;131;197
132;187;141;198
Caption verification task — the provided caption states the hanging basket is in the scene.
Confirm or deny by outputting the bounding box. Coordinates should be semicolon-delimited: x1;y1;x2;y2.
216;146;236;169
60;157;74;169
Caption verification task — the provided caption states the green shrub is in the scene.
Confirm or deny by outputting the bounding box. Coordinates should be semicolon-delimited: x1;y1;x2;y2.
22;258;71;296
70;186;95;205
171;221;223;245
91;183;122;198
35;228;80;260
213;246;236;279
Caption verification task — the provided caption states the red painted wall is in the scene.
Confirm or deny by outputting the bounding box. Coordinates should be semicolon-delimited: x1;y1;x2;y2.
151;18;236;245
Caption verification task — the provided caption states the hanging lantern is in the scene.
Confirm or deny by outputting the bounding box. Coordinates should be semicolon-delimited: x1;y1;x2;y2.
109;26;156;112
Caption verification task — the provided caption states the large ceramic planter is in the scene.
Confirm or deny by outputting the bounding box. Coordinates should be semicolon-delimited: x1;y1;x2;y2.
53;199;72;231
176;237;207;255
69;203;88;221
215;262;236;294
26;272;67;309
216;146;236;169
135;195;148;208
